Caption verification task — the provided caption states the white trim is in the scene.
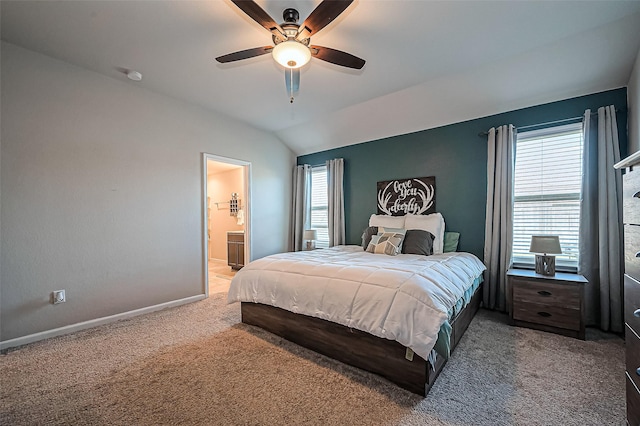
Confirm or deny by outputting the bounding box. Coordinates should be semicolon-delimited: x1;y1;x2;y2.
0;294;205;351
517;122;582;140
614;150;640;169
243;163;252;265
202;153;252;298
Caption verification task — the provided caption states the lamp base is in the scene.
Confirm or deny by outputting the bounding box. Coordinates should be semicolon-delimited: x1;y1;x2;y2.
535;254;556;276
305;240;315;250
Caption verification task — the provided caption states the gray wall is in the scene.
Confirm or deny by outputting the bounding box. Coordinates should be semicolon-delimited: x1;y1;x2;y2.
0;42;295;342
629;45;640;155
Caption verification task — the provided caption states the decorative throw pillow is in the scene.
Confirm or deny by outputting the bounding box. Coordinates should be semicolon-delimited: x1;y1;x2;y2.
361;226;379;249
366;228;406;256
378;227;407;252
443;231;460;253
402;230;435;256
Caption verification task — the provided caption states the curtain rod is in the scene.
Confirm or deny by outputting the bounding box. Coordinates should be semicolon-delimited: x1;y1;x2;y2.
477;108;621;137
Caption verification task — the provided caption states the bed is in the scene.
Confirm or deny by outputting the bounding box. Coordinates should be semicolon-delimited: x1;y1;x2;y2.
227;229;486;396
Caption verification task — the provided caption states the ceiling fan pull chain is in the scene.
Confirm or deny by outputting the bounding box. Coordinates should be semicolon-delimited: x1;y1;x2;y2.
289;68;295;103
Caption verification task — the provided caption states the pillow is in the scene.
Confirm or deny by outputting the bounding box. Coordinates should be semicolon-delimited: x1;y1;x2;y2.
361;226;378;249
402;230;435;256
377;227;407;252
405;213;445;255
369;214;405;229
443;231;460;253
366;228;406;256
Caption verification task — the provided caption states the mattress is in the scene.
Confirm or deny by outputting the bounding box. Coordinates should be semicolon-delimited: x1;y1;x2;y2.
227;245;486;360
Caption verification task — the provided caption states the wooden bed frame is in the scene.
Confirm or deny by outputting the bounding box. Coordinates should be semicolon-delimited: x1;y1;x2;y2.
241;284;482;396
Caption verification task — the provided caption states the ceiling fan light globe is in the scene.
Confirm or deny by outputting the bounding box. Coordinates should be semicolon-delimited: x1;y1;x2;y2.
272;40;311;69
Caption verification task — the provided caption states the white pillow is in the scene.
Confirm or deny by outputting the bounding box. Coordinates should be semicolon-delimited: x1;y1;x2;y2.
369;214;405;229
405;213;445;254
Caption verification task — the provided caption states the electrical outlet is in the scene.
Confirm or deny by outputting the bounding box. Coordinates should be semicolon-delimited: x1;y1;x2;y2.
52;290;66;304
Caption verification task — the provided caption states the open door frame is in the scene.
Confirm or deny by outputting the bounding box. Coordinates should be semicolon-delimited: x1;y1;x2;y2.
201;153;252;297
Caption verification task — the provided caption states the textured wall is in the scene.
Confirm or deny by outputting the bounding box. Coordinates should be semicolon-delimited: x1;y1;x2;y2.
0;42;294;341
298;88;628;260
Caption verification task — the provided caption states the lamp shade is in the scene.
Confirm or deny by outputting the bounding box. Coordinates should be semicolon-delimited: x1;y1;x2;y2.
303;229;317;241
272;40;311;69
529;235;562;254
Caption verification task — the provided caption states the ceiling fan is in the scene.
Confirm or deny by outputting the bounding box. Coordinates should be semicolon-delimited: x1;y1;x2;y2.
216;0;365;103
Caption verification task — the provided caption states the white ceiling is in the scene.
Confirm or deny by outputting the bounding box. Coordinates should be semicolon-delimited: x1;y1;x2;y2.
2;1;640;156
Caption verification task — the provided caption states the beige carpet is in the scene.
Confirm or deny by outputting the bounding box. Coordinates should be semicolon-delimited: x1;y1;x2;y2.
1;293;625;425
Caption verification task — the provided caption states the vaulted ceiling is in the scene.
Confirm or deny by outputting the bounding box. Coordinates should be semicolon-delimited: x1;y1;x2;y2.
2;1;640;155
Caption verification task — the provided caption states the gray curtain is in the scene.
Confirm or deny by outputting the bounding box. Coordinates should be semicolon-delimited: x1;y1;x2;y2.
483;125;516;311
291;164;311;251
579;106;623;332
327;158;345;246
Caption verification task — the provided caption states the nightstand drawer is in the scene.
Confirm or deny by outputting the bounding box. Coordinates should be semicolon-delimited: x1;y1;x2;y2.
627;324;640;391
626;275;640;332
512;302;580;330
627;372;640;426
512;280;580;309
624;170;640;225
507;269;586;339
626;225;640;281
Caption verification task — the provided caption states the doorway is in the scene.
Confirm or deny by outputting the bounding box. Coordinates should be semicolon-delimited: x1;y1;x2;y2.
202;153;251;297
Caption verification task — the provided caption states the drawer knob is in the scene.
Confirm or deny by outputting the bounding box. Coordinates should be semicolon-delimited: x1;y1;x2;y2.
635;309;640;318
637;367;640;377
537;290;552;297
537;312;552;318
634;191;640;198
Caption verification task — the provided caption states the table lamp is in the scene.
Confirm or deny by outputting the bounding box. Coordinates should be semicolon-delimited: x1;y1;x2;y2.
529;235;562;276
303;229;317;250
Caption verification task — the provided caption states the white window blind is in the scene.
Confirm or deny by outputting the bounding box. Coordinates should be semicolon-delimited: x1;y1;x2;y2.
512;122;583;270
310;165;329;248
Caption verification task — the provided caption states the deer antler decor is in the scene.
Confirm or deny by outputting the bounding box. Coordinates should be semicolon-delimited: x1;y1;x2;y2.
376;177;436;216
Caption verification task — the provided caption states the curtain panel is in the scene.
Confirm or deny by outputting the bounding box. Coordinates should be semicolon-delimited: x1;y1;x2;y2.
579;106;624;332
327;158;346;247
291;164;311;252
483;125;516;311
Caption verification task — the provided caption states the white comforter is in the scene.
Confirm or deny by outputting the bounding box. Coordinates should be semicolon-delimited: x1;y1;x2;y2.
227;245;486;360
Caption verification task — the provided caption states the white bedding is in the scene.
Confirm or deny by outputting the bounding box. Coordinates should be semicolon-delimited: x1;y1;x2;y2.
227;245;486;360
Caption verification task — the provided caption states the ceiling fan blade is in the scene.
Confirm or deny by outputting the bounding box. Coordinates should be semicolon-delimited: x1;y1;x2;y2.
310;45;365;69
297;0;353;40
231;0;286;42
215;46;273;63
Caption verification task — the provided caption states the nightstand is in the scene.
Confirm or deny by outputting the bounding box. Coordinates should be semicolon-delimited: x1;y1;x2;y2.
507;269;587;340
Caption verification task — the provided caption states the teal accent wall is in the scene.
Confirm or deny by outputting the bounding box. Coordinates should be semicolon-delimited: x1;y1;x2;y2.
297;88;628;259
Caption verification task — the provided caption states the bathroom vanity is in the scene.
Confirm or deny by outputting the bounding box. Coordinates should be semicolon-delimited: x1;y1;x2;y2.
227;231;245;270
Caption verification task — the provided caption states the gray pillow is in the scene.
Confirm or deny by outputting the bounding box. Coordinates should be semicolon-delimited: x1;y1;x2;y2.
401;230;435;256
361;226;378;249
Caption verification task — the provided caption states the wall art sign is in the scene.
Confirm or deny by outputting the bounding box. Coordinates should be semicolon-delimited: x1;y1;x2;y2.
377;176;436;216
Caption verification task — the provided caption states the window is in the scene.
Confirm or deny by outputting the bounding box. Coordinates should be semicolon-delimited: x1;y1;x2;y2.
512;122;583;270
310;165;329;248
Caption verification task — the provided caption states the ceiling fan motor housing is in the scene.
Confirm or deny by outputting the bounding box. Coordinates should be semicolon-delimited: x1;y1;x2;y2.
282;8;299;24
275;8;306;43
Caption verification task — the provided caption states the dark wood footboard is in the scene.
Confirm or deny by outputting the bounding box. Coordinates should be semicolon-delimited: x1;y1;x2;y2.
241;284;482;396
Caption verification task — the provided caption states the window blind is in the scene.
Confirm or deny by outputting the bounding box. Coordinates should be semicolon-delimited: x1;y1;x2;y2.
310;165;329;248
512;123;583;270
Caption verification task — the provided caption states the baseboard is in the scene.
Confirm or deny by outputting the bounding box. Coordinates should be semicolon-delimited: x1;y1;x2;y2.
0;294;206;351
